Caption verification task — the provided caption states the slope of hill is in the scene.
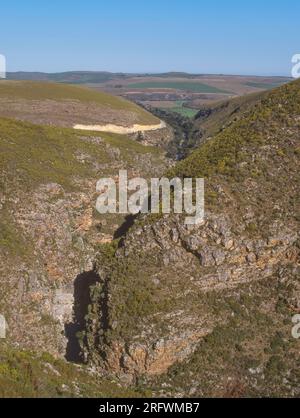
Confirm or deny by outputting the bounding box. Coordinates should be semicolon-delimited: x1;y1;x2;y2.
192;92;264;142
81;80;300;397
0;344;148;398
0;116;169;364
144;92;266;159
0;81;160;129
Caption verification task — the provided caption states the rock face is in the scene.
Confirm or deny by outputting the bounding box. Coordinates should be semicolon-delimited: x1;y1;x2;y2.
0;118;169;357
81;80;300;395
74;121;167;135
84;214;299;378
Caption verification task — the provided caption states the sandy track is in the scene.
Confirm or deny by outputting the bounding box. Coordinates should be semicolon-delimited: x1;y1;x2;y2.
73;120;166;134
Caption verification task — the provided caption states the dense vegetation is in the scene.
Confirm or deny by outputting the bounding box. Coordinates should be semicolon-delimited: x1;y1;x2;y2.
0;117;160;190
172;79;300;179
0;344;148;398
150;267;300;398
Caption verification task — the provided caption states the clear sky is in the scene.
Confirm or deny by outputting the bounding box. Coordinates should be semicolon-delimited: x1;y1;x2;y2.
1;0;299;76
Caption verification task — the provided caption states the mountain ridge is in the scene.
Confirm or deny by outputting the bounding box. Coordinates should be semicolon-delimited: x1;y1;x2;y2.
80;79;300;397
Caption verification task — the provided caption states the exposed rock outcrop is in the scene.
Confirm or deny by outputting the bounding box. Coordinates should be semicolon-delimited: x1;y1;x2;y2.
81;80;300;396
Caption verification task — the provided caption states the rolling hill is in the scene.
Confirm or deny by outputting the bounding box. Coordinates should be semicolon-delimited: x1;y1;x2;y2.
6;71;121;84
5;72;291;121
0;80;160;130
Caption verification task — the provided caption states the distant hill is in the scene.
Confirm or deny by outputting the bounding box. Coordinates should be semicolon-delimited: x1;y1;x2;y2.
6;71;121;84
6;71;292;84
0;80;160;128
7;71;204;83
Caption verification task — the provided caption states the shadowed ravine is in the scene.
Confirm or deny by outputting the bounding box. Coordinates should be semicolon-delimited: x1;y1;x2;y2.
65;269;100;363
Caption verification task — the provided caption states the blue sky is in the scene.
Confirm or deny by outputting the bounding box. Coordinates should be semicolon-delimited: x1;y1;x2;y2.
0;0;299;75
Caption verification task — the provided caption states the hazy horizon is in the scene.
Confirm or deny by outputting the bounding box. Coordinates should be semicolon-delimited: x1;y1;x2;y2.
5;70;294;78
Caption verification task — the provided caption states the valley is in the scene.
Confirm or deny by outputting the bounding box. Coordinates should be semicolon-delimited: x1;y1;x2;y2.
1;0;299;401
0;76;299;398
7;72;291;119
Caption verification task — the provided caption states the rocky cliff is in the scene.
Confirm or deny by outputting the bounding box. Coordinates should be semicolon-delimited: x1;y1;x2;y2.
0;117;169;358
82;80;300;396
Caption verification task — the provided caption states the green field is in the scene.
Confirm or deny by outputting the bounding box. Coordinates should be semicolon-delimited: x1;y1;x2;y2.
172;106;198;118
128;81;231;94
159;100;198;118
